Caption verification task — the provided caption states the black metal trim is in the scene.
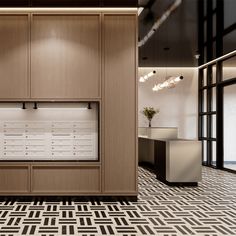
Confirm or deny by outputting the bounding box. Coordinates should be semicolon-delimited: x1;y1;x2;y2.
199;111;216;115
223;22;236;36
222;167;236;174
218;77;236;86
201;83;217;90
199;137;217;141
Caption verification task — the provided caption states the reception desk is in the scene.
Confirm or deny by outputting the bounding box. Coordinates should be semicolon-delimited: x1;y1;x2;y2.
154;139;201;186
138;127;178;164
138;128;202;186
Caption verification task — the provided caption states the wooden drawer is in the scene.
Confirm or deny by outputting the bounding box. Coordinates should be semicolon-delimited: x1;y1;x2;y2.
0;165;30;193
31;165;101;194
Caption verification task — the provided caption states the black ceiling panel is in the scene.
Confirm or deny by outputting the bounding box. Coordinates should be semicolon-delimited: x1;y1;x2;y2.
139;0;198;67
32;0;99;7
0;0;29;6
0;0;138;7
102;0;138;7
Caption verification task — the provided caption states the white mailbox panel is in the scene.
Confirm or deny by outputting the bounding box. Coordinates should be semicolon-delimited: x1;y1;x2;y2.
0;103;98;161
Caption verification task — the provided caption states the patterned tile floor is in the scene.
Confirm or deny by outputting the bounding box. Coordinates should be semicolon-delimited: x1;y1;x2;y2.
0;166;236;236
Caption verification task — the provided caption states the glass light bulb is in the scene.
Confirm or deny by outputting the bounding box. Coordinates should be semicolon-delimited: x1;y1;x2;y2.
152;85;158;91
174;77;181;82
139;77;145;82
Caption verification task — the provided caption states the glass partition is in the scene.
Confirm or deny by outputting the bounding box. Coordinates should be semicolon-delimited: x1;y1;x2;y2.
222;56;236;81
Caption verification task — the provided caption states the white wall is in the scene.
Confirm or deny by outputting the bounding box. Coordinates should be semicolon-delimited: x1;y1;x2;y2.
224;84;236;162
139;67;198;139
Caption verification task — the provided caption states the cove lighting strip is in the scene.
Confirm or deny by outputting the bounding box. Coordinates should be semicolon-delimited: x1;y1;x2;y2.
198;50;236;69
139;70;156;82
152;76;183;92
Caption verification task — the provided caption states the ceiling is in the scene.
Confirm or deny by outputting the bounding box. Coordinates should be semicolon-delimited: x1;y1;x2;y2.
0;0;198;67
138;0;198;67
0;0;138;7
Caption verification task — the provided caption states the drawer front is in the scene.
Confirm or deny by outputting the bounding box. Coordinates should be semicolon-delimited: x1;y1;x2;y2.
0;165;29;193
32;165;101;194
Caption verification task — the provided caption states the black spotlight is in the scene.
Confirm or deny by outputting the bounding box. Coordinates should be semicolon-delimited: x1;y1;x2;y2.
87;102;92;110
22;102;26;109
33;102;38;109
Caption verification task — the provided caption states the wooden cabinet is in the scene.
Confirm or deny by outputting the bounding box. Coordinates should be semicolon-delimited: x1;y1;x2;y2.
0;15;29;99
32;165;101;194
103;14;137;194
0;165;30;193
31;14;101;99
0;11;138;197
0;163;101;195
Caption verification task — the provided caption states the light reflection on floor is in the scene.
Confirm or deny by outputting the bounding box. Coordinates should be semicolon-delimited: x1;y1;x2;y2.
224;164;236;171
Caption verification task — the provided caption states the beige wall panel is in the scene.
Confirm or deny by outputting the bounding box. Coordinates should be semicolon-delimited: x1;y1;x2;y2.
0;15;29;99
103;15;137;193
32;165;100;193
0;165;29;193
31;14;100;99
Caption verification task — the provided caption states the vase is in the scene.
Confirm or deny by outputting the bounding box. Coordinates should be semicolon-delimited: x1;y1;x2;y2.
148;120;152;127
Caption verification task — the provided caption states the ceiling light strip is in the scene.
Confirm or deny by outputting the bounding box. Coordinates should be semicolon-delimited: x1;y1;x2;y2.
198;50;236;69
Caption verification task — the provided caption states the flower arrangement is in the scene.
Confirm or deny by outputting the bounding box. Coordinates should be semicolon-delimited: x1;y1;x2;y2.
142;107;159;127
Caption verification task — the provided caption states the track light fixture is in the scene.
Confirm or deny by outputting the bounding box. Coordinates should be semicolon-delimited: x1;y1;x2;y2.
22;102;26;109
152;76;184;92
33;102;38;109
139;70;156;83
87;102;92;110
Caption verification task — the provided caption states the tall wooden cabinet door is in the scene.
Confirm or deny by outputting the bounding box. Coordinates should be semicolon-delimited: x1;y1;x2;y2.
103;14;137;194
31;14;101;99
0;15;29;99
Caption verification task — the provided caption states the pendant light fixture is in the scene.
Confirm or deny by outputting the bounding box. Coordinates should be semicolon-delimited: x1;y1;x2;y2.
152;48;184;92
139;70;156;83
152;76;184;91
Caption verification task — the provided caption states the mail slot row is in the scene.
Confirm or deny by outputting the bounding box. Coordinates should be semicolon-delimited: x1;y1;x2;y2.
3;139;94;146
3;151;94;157
3;121;96;129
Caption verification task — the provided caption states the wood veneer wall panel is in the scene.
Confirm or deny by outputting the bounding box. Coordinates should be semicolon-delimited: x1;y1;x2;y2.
31;14;101;99
103;14;137;194
0;165;30;193
0;15;29;99
32;165;100;193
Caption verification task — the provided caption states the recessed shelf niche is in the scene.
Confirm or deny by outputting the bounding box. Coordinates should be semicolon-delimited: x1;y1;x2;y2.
0;102;99;161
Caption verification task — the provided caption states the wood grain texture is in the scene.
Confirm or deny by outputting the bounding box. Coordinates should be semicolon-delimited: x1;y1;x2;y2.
0;15;29;99
32;165;101;193
103;14;137;193
0;165;30;193
31;14;101;99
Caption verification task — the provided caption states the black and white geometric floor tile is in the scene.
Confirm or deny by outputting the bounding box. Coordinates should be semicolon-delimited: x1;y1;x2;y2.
0;166;236;236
